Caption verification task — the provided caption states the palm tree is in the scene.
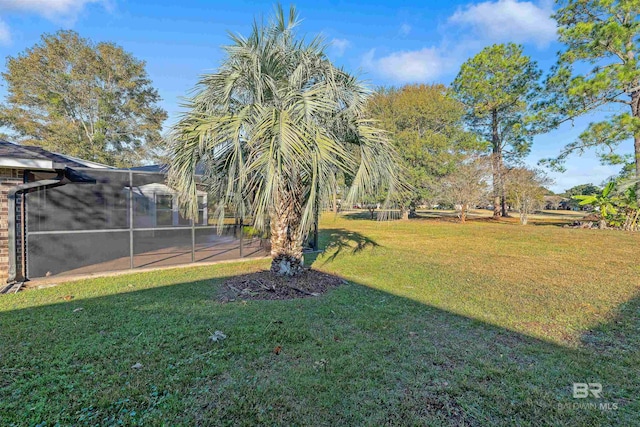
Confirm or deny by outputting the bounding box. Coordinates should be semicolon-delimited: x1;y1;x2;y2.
168;5;400;276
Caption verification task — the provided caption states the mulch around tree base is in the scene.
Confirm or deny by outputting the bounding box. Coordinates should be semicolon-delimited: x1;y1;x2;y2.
219;269;345;302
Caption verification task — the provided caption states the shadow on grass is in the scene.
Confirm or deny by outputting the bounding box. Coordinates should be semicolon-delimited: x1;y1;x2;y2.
338;210;489;223
337;211;380;221
307;228;380;265
417;211;572;227
533;211;582;217
581;294;640;354
0;260;638;424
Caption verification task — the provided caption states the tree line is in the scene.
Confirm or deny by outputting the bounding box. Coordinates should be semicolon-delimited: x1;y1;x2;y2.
362;0;640;227
0;1;638;232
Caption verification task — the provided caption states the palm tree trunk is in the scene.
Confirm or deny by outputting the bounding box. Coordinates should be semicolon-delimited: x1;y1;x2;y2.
270;197;304;276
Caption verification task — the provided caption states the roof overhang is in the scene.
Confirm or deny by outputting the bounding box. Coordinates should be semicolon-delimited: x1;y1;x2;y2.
0;157;112;171
0;158;56;169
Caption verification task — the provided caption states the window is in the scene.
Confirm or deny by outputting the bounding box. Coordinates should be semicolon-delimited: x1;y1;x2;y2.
156;194;173;226
156;194;172;210
197;195;207;225
135;196;151;215
110;190;129;228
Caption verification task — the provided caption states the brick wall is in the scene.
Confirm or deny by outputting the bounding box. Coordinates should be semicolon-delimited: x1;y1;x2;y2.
0;168;23;282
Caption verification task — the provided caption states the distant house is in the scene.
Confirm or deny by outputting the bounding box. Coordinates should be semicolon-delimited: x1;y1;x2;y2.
543;195;569;210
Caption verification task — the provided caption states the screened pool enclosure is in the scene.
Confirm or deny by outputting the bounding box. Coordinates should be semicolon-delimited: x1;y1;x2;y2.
12;168;268;280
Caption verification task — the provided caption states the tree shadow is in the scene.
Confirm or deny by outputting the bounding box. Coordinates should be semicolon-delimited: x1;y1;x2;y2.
337;211;378;220
308;228;380;265
532;211;583;217
336;211;402;221
0;271;637;425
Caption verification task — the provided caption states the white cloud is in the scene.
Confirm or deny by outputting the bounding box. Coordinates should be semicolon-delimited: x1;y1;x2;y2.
449;0;556;48
363;0;557;83
0;0;109;44
0;0;109;21
0;18;10;44
399;23;411;36
330;38;350;57
363;47;454;82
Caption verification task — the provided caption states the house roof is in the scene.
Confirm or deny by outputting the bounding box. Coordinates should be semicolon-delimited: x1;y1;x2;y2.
0;140;113;170
129;163;207;175
128;164;168;173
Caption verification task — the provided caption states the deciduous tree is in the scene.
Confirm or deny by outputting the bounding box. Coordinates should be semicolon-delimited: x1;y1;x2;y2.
505;167;551;225
563;183;601;198
437;156;491;223
0;30;167;166
563;183;601;209
367;84;482;219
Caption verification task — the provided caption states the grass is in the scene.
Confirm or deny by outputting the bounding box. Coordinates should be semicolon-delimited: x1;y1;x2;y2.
1;212;639;425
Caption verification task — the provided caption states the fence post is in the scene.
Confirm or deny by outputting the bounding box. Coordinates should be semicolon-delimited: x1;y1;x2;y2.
239;218;244;257
191;217;195;263
129;171;134;270
313;187;319;251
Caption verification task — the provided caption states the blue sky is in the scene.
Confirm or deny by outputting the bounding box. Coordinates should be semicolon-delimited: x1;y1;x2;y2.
0;0;632;192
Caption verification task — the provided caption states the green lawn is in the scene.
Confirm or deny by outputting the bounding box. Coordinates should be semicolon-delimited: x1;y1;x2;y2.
1;214;639;425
